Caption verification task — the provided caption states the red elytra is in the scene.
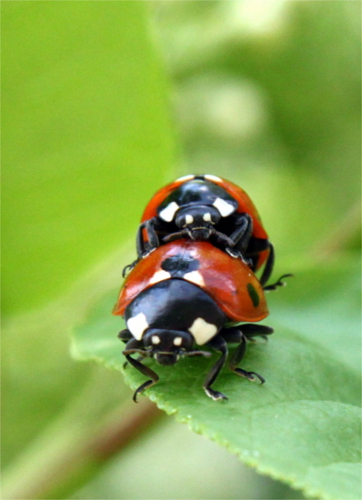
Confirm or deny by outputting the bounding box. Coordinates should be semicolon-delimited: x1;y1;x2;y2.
140;175;269;270
113;239;268;323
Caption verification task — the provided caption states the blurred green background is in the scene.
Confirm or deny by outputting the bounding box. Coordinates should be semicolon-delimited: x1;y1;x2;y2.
2;1;360;499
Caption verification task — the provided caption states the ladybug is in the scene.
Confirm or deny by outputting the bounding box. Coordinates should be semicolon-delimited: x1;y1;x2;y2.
114;239;274;402
126;174;274;287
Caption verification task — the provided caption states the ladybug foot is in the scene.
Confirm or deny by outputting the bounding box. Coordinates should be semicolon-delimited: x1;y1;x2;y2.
225;247;253;267
122;260;140;278
263;273;293;291
132;379;155;403
234;368;265;384
204;387;228;401
225;247;239;259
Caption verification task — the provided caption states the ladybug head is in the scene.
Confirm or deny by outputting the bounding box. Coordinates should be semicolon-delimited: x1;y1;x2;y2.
174;206;221;240
140;329;211;366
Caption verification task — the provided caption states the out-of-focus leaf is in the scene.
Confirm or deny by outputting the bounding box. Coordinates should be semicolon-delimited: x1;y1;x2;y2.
2;0;177;494
2;1;175;315
155;1;361;241
73;262;361;500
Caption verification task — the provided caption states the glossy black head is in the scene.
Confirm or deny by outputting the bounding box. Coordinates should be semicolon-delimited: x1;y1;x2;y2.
142;329;194;365
174;205;221;240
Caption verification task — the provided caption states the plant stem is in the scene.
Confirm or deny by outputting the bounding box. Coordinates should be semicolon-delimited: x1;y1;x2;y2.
2;394;162;500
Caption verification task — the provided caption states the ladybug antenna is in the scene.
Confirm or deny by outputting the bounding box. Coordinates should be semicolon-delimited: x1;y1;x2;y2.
122;348;152;357
182;349;212;358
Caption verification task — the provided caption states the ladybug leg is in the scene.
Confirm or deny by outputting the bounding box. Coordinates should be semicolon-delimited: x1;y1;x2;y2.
118;332;146;368
122;259;140;278
122;338;159;402
221;324;273;343
135;222;148;257
123;218;169;276
119;330;130;368
257;241;293;289
124;354;159;402
263;273;293;291
120;333;152;363
211;214;253;259
118;329;133;342
239;324;274;343
136;217;160;258
211;230;237;249
226;331;265;384
258;242;275;287
203;336;229;401
244;237;270;271
122;217;160;277
120;335;142;368
229;213;253;254
122;355;144;370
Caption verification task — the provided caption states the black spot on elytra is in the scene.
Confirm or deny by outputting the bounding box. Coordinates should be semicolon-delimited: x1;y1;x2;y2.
247;283;260;307
161;254;200;277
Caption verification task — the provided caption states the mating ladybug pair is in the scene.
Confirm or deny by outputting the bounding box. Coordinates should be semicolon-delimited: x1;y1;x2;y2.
113;174;290;401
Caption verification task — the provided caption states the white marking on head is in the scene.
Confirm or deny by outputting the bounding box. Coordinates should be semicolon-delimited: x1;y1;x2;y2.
204;174;222;183
203;212;212;222
173;336;183;346
152;335;161;345
159;201;179;222
213;197;235;217
185;214;194;225
149;269;171;284
175;175;195;182
188;318;217;345
183;271;205;287
127;313;149;340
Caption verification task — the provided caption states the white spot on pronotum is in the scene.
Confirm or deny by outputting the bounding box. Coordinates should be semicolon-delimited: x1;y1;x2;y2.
149;269;171;284
152;335;161;344
204;174;222;183
127;313;149;340
175;174;195;182
185;214;194;225
188;318;217;345
213;197;235;217
173;336;183;346
159;201;179;222
203;212;211;222
183;271;205;287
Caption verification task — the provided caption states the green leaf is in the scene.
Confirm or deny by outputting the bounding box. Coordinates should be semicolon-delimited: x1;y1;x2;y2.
72;262;361;500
